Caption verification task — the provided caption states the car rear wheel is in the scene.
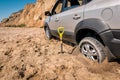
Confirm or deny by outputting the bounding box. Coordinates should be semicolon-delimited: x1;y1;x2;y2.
45;27;52;40
79;37;106;63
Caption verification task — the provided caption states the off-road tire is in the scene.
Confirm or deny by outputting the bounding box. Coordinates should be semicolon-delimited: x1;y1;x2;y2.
45;27;52;40
79;37;106;63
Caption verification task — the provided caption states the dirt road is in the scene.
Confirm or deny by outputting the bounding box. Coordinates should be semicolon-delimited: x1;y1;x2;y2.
0;27;120;80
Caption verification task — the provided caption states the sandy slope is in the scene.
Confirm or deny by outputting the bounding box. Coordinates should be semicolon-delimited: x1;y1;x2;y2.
0;27;120;80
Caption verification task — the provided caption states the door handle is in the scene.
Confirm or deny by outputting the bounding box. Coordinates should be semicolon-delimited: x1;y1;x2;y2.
73;14;81;20
55;18;59;22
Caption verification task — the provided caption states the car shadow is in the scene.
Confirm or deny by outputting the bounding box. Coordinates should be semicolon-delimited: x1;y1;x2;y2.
52;36;76;47
112;59;120;64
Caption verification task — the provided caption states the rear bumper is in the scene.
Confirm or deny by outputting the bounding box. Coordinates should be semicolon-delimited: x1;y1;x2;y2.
100;30;120;58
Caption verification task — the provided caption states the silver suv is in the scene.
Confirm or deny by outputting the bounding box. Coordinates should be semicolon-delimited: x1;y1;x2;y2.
44;0;120;63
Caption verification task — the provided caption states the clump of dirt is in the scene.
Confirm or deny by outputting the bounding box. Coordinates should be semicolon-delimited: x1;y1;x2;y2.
0;27;120;80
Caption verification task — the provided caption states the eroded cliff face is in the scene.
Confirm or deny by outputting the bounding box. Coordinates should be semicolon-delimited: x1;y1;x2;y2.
0;0;56;27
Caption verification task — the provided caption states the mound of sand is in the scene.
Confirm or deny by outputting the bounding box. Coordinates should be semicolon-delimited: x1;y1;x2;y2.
0;27;120;80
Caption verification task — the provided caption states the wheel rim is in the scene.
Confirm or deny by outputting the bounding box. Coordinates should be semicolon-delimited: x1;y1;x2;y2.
80;42;98;61
45;28;50;38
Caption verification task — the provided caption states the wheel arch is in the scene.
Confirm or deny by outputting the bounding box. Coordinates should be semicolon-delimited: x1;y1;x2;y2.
44;23;49;31
75;18;110;45
76;29;105;45
75;18;110;35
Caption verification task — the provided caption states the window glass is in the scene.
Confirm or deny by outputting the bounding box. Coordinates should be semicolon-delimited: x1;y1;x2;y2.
78;0;83;5
55;3;62;14
63;0;83;11
87;0;92;3
67;0;83;8
52;1;63;15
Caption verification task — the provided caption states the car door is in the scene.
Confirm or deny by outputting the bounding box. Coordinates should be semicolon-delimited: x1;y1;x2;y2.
55;0;86;42
48;0;64;37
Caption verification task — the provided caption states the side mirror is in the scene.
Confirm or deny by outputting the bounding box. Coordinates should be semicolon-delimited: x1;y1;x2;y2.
45;11;51;16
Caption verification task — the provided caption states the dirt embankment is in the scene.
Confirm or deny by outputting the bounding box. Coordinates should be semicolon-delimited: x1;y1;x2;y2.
0;0;56;27
0;27;120;80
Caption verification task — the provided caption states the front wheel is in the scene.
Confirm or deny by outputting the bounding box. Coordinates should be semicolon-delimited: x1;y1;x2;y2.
45;27;52;40
79;37;106;63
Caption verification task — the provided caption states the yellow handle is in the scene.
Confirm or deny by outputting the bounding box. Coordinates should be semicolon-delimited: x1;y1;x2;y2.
58;27;64;40
60;34;63;40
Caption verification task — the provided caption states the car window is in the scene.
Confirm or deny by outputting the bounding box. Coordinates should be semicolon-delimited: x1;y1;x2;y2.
68;0;84;7
63;0;83;11
78;0;83;5
52;0;63;15
87;0;92;3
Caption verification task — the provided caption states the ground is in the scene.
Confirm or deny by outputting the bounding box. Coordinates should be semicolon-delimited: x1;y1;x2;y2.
0;27;120;80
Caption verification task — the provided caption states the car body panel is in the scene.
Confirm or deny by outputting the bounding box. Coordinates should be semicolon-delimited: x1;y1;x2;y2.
84;0;120;29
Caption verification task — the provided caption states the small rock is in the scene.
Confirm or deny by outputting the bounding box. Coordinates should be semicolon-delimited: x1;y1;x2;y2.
19;71;25;78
